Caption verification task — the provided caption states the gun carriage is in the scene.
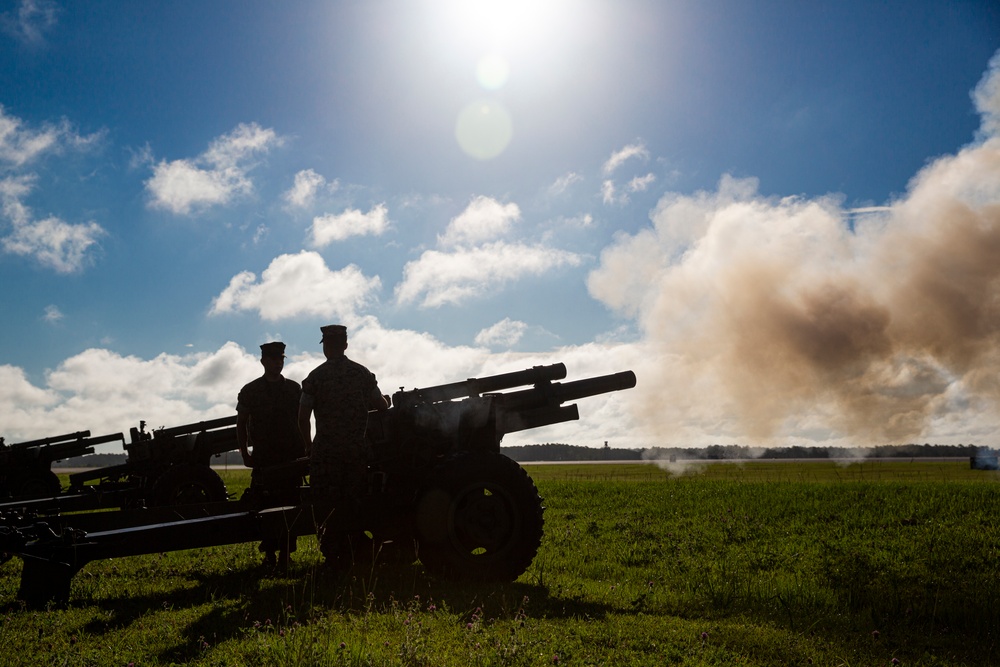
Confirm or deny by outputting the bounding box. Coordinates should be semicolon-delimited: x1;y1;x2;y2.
0;363;636;607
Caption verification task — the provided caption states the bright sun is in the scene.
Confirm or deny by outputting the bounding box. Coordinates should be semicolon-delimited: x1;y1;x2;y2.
428;0;576;159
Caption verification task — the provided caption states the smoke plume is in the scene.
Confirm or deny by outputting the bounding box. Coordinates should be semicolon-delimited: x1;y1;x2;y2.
589;51;1000;445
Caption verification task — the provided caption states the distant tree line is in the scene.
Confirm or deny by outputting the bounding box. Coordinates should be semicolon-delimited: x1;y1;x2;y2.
501;442;991;462
53;442;991;468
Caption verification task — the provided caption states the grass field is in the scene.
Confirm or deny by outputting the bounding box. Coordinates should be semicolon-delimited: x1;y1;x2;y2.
1;461;998;666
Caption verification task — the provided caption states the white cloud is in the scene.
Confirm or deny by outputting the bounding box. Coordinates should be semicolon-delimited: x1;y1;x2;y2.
601;179;617;205
602;142;649;175
547;172;583;197
0;344;261;442
309;203;389;246
0;106;101;168
210;250;382;322
283;168;336;208
0;175;105;273
145;122;281;215
974;49;1000;138
395;241;582;308
628;173;656;192
438;196;520;247
475;318;528;347
43;304;63;323
3;214;104;273
0;0;58;45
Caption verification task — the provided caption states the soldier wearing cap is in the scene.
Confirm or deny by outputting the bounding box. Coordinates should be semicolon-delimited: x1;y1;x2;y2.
298;324;388;570
237;341;304;569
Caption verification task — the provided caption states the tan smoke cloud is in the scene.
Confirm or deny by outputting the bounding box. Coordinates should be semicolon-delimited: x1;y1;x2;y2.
589;51;1000;445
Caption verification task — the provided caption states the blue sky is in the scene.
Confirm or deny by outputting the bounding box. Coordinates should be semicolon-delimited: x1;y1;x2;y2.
1;0;999;450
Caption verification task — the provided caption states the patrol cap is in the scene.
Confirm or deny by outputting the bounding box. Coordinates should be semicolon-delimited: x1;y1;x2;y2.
320;324;348;343
260;341;286;358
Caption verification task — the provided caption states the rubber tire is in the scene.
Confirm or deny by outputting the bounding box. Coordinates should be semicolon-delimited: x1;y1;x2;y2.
149;464;228;506
415;453;544;582
14;470;62;499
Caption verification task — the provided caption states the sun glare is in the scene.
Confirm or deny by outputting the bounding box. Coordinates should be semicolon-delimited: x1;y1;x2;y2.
446;0;561;52
429;0;578;160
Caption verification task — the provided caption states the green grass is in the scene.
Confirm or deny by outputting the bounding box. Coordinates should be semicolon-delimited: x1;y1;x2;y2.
0;463;997;665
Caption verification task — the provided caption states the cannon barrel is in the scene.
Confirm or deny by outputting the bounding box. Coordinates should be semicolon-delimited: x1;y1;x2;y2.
497;370;637;409
393;363;567;406
35;432;126;461
150;415;237;439
8;431;91;449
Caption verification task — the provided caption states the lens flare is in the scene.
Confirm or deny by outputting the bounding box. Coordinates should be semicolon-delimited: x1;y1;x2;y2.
477;54;510;90
455;100;513;160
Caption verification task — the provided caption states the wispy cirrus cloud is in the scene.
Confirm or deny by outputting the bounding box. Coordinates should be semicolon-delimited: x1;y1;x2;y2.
145;123;282;215
0;0;59;46
602;142;649;176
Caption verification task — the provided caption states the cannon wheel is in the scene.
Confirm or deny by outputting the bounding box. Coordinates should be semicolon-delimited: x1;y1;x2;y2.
415;452;543;582
149;464;227;506
14;470;62;499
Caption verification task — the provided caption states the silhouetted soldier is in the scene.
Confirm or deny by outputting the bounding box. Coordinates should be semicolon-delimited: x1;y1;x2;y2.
237;341;304;569
298;324;388;571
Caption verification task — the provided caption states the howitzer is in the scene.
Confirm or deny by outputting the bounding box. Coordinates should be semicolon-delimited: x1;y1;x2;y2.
0;430;126;500
66;416;239;507
1;363;635;607
0;416;239;513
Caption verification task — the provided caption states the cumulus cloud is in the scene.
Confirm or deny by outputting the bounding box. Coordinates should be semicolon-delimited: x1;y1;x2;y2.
602;142;649;175
145;122;281;215
283;168;336;208
0;0;58;45
1;175;105;273
309;203;389;246
3;214;104;272
475;318;528;347
588;52;1000;446
0;344;264;442
395;196;582;308
438;196;520;247
210;250;381;322
395;242;582;308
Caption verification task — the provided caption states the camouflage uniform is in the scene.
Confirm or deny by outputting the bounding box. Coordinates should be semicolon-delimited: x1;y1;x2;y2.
300;356;380;562
237;376;303;554
237;376;303;469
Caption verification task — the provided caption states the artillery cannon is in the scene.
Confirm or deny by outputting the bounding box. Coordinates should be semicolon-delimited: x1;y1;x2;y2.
0;431;125;500
0;416;239;512
0;363;636;607
67;416;238;506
